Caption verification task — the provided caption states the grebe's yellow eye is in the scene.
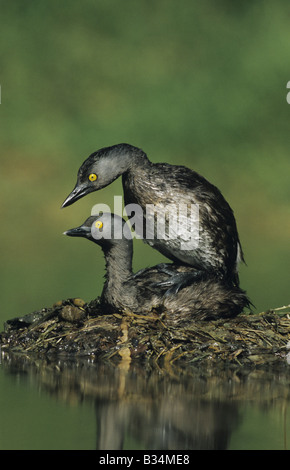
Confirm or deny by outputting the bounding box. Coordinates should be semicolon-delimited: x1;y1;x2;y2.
89;173;97;182
95;220;103;229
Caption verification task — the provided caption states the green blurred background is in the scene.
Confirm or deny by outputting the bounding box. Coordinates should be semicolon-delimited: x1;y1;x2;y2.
1;0;290;324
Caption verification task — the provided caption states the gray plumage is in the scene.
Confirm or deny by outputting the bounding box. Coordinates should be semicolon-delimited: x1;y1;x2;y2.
64;213;250;325
62;144;244;290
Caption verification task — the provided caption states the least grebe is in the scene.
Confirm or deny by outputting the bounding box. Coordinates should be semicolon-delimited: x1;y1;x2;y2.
62;144;244;291
64;213;250;324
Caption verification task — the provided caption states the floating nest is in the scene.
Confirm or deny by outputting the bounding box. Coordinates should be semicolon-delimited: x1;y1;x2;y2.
1;297;290;369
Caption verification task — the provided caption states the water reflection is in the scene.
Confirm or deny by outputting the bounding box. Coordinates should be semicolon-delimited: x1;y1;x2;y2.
1;352;290;450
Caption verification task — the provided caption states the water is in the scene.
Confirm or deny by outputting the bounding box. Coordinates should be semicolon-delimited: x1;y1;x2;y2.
0;352;289;450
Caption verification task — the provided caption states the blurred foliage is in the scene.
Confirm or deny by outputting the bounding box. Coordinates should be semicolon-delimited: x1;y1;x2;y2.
1;0;290;321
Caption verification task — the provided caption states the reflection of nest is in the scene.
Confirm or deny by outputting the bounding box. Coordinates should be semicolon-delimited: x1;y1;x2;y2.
3;352;290;405
1;297;290;368
2;352;290;450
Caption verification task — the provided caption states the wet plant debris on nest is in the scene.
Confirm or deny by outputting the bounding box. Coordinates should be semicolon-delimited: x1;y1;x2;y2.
1;299;290;368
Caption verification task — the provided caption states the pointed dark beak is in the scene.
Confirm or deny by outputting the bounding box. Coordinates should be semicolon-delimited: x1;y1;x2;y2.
63;225;91;238
61;182;92;208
